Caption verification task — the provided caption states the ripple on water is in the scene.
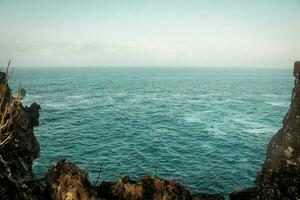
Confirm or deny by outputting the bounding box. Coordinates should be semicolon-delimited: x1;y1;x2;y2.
10;67;293;196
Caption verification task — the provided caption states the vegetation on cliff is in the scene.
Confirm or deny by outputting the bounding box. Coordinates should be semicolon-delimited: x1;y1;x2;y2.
0;62;42;199
0;61;299;199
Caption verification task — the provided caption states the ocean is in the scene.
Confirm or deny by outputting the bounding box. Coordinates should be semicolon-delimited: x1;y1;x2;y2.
10;67;293;195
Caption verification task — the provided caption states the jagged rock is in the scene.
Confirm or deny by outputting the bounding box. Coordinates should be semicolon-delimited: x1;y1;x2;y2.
45;160;98;200
256;162;300;200
97;175;192;200
192;193;224;200
229;187;257;200
264;61;300;170
0;71;42;199
255;61;300;199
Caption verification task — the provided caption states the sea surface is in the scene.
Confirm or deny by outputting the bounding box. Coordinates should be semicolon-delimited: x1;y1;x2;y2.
10;67;293;196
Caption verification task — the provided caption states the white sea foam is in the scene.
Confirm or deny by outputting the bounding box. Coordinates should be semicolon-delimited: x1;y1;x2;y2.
265;101;290;108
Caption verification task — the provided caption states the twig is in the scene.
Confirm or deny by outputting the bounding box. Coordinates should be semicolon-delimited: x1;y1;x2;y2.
94;165;102;186
0;154;7;166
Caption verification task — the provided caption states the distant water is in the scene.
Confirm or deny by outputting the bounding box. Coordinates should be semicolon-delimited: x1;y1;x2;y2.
11;67;293;195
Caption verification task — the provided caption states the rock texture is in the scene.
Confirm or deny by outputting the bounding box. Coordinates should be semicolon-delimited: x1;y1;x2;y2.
263;61;300;170
192;193;224;200
97;175;192;200
229;187;257;200
255;61;300;199
0;72;42;199
1;61;299;199
232;61;300;199
97;175;224;200
45;160;98;200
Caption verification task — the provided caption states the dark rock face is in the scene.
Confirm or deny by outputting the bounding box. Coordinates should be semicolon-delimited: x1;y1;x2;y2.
45;160;98;200
3;61;300;199
228;62;300;200
192;193;224;200
254;61;300;199
0;72;42;199
256;162;300;200
264;61;300;170
229;187;257;200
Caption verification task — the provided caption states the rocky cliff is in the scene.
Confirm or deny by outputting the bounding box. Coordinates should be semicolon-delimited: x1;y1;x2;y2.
255;61;300;199
0;71;42;199
231;61;300;200
0;62;299;200
263;61;300;171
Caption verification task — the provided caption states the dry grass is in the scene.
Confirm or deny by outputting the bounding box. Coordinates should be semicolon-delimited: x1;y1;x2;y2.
0;60;24;159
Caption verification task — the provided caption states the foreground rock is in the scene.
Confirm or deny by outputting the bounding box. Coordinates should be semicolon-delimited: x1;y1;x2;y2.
97;175;191;200
45;160;98;200
97;175;223;200
44;159;224;200
0;71;42;199
2;61;300;199
229;187;257;200
192;193;224;200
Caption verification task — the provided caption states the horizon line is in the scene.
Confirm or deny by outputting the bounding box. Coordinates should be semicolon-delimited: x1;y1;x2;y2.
8;65;294;69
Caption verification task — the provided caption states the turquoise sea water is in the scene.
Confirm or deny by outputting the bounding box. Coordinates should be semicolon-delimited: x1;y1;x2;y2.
11;67;293;195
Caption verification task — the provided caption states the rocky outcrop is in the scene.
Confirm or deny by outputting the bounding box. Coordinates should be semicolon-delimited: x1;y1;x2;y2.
231;61;300;199
256;162;300;200
97;175;225;200
192;193;224;200
45;160;98;200
97;175;192;200
263;61;300;170
0;72;42;199
229;187;257;200
1;61;300;199
255;61;300;199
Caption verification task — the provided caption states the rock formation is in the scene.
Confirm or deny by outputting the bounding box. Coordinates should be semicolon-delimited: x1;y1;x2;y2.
229;187;257;200
45;160;98;200
0;72;42;199
1;61;299;199
255;61;300;199
231;61;300;199
97;175;192;200
263;61;300;170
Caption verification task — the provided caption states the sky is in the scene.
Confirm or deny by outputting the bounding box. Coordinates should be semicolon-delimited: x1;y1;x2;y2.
0;0;299;68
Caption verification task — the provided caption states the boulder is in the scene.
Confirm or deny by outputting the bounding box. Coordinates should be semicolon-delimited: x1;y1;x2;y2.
97;175;192;200
45;160;98;200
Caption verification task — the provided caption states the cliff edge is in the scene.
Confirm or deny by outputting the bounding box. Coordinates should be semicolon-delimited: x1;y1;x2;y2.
255;61;300;199
0;62;299;199
231;62;300;200
0;71;42;199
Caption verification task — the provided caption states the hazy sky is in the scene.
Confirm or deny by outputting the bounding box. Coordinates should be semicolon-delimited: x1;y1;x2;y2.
0;0;299;68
